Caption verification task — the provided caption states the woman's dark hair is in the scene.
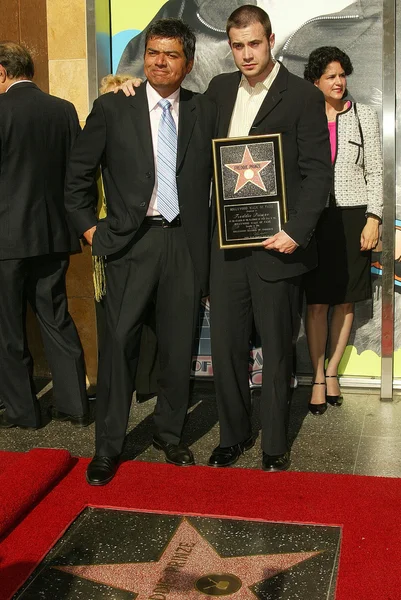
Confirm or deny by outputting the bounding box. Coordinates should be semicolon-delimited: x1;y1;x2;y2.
0;42;34;79
304;46;353;83
144;18;196;64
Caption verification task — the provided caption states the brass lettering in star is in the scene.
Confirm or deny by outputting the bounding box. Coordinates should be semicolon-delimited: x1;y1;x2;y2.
225;146;271;194
54;518;322;599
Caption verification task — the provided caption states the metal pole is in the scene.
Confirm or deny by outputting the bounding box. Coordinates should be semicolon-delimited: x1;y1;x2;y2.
381;0;396;399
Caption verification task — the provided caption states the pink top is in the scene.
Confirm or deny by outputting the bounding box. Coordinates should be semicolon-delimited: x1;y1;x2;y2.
328;101;351;164
328;121;337;164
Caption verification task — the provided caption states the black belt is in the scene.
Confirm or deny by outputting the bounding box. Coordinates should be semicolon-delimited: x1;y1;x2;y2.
143;215;181;228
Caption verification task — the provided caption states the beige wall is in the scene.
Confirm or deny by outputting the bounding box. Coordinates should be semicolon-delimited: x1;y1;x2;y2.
46;0;98;383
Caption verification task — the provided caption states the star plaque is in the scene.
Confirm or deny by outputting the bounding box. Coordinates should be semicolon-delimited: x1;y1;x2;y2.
16;509;340;599
212;134;288;249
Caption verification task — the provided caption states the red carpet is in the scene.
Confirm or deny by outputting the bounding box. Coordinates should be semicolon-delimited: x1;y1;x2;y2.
0;451;400;600
0;449;73;540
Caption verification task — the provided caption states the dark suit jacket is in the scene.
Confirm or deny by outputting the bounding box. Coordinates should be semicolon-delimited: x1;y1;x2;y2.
65;84;217;294
0;82;81;259
206;65;332;281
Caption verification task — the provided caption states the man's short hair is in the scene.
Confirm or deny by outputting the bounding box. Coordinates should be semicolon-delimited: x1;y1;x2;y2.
144;18;196;64
0;42;34;79
226;5;272;39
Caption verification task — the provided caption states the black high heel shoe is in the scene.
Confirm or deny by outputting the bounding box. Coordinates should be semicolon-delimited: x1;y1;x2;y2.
325;375;343;406
308;382;327;415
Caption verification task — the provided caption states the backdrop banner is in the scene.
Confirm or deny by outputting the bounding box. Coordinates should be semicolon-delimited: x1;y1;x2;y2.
110;0;389;382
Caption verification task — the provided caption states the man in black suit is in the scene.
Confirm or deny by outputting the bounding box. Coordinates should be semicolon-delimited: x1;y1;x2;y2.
0;42;90;430
65;19;217;485
206;6;332;471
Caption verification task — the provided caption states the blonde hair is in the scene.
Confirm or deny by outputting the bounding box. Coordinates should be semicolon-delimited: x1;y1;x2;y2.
99;73;133;95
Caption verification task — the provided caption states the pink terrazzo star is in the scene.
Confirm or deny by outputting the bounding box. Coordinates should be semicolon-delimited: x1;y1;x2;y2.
55;518;321;598
226;145;271;194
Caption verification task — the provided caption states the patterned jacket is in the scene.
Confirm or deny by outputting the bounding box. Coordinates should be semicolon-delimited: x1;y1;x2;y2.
333;102;382;219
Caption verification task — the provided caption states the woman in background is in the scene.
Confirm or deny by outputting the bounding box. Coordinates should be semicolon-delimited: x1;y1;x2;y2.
303;47;382;415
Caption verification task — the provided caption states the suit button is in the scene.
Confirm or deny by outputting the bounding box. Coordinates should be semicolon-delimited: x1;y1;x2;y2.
145;172;152;178
140;202;146;207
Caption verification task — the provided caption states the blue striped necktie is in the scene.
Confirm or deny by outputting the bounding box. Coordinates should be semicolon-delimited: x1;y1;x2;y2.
157;99;179;222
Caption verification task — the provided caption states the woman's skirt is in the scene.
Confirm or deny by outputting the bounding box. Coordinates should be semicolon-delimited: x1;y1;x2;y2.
304;206;372;305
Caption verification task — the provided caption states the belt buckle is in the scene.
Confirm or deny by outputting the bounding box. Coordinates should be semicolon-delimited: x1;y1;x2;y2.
161;217;170;228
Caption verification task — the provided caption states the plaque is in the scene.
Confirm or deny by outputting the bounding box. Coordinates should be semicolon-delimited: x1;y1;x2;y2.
212;134;288;249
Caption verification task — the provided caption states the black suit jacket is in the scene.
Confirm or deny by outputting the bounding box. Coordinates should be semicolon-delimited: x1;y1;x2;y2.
206;65;332;281
65;84;217;294
0;82;81;259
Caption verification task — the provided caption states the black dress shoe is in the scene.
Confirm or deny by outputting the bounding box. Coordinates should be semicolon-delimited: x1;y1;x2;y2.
136;392;156;403
262;451;291;472
207;436;255;467
308;381;327;415
153;436;195;466
86;455;120;486
325;375;343;406
48;406;92;427
0;412;41;430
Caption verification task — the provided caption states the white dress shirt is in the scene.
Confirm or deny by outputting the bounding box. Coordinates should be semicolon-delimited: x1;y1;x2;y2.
228;61;280;138
146;82;180;217
6;79;32;92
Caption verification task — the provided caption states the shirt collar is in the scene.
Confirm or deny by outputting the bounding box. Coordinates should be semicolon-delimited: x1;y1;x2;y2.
239;61;280;93
6;79;33;92
146;82;180;113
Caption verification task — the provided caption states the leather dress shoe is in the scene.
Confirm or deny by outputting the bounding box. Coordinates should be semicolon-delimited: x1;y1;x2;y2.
262;451;291;472
0;412;41;430
48;406;92;427
136;392;156;403
153;436;195;466
208;436;255;467
86;455;120;486
325;375;343;406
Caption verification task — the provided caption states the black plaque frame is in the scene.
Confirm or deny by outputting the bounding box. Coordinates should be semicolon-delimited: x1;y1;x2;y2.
212;134;288;249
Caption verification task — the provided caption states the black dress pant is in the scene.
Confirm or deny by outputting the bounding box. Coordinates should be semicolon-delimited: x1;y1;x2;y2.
95;223;201;457
0;253;88;427
135;305;159;396
210;235;300;455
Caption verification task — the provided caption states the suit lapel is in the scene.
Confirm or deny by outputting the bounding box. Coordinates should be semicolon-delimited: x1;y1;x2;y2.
127;84;154;162
219;72;242;137
251;64;289;130
177;87;197;171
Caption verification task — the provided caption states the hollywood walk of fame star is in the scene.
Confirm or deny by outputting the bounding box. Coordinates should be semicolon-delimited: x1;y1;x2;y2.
55;518;322;598
225;146;271;195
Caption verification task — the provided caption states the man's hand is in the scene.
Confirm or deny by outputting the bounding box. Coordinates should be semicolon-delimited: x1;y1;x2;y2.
261;231;299;254
83;225;97;246
360;216;380;251
114;78;143;96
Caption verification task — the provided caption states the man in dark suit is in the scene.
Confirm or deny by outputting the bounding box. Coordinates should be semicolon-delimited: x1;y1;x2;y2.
206;6;332;471
65;19;217;485
0;42;90;430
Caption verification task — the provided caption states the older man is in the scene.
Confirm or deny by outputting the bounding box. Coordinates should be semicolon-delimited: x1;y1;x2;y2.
65;19;217;485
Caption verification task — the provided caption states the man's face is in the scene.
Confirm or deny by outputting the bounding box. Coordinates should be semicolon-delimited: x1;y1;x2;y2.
144;36;193;97
228;22;275;86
